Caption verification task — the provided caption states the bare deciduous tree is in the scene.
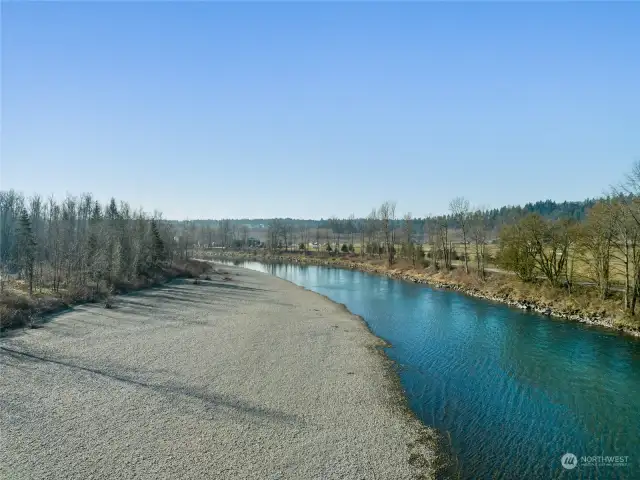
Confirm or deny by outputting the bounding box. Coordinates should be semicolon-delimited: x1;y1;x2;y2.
378;201;396;265
0;191;178;307
450;197;471;274
470;211;488;279
402;213;413;261
579;201;618;299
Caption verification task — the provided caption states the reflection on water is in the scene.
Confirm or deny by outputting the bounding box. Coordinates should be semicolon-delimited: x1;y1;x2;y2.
222;260;640;479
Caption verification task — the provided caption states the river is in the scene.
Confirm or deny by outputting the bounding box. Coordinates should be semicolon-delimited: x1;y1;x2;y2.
218;260;640;479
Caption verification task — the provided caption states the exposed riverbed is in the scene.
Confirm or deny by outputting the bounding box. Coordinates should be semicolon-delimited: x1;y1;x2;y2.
1;266;437;479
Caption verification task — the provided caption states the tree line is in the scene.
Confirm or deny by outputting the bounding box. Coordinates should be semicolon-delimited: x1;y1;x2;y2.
0;192;189;298
172;198;598;236
4;163;637;324
190;163;640;323
498;163;640;315
257;198;489;276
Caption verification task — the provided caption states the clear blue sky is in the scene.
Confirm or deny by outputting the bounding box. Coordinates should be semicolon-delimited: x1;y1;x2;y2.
2;2;638;220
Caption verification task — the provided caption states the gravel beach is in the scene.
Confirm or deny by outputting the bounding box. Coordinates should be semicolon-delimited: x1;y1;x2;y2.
1;264;438;479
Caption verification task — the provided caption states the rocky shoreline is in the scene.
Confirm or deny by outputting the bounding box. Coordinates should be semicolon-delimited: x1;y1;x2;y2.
207;251;640;339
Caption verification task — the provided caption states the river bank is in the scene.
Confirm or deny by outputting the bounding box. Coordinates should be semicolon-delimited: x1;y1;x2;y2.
1;264;442;479
207;250;640;338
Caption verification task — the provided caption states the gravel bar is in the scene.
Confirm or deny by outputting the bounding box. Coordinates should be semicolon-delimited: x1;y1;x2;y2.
1;264;438;479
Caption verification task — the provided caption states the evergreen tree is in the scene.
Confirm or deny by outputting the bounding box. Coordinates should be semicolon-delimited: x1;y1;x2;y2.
15;209;36;295
87;201;104;295
151;219;165;267
104;198;119;285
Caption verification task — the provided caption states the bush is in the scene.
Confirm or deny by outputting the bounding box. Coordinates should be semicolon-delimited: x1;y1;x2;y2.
0;294;33;330
341;243;349;253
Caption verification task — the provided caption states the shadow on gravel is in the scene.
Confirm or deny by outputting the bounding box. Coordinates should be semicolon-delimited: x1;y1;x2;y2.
0;346;303;426
2;278;265;337
136;291;256;310
117;282;265;310
195;281;268;292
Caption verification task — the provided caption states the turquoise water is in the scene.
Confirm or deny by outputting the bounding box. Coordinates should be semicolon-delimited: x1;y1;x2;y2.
221;261;640;479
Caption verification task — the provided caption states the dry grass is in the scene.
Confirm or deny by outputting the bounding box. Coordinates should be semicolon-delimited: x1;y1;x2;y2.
421;242;629;285
383;260;637;331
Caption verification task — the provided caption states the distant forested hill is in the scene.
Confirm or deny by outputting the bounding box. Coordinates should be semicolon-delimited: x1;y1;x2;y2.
170;198;600;232
474;198;599;228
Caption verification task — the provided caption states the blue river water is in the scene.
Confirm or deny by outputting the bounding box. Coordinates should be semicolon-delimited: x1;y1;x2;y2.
219;260;640;479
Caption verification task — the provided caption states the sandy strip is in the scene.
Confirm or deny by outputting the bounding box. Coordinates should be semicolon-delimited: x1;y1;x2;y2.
1;264;438;479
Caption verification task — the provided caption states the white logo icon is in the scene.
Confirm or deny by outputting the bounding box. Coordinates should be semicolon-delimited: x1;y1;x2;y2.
561;453;578;470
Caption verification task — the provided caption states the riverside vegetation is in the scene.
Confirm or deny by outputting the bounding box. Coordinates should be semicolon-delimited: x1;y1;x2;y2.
0;194;210;331
3;162;640;335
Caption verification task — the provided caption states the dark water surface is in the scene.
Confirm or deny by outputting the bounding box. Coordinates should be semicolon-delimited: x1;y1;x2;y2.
221;260;640;479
